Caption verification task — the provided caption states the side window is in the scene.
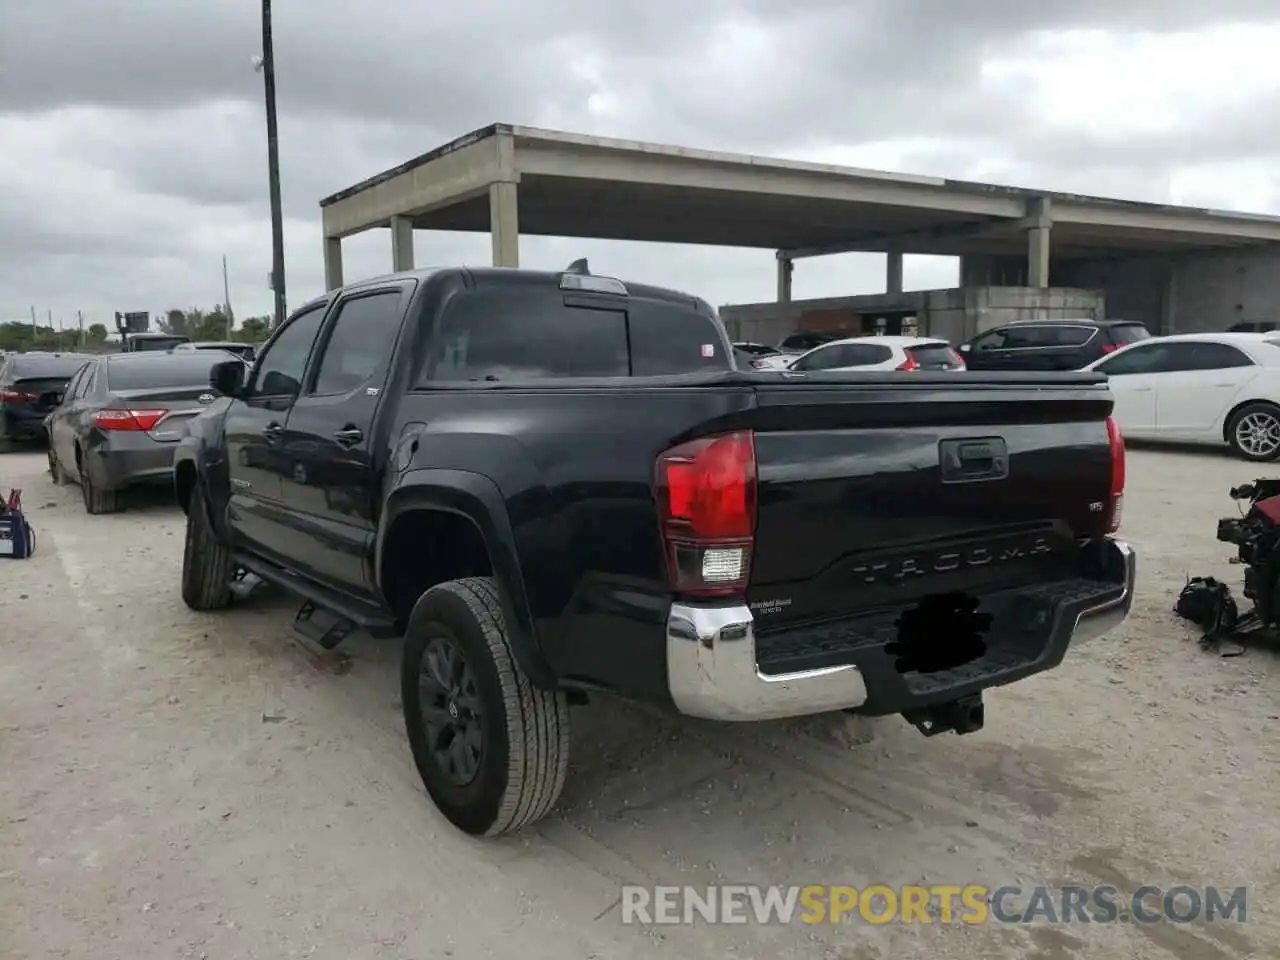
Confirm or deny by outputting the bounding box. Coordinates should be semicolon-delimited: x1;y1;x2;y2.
425;288;628;381
791;345;838;371
1096;343;1177;375
1042;326;1095;347
970;329;1007;351
62;366;86;402
1185;342;1254;371
80;365;100;398
628;301;732;376
75;364;96;399
248;305;327;399
310;291;404;396
837;344;893;366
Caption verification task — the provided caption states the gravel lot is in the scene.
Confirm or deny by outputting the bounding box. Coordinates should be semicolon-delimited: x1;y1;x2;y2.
2;445;1277;960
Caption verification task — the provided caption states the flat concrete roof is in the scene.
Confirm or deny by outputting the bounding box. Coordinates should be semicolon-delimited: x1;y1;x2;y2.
320;123;1280;260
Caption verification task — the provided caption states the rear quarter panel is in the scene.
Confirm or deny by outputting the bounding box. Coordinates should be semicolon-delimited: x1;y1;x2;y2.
390;382;757;694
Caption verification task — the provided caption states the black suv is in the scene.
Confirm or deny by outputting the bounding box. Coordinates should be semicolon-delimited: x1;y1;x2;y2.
959;320;1150;371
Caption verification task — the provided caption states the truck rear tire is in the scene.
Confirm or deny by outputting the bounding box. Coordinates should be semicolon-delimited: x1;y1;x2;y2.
181;483;234;610
401;577;569;836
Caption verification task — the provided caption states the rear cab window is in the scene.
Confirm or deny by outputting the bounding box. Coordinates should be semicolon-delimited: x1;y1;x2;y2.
422;283;732;383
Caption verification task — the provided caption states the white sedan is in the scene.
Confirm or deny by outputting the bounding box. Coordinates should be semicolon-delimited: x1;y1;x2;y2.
785;336;966;373
1084;332;1280;461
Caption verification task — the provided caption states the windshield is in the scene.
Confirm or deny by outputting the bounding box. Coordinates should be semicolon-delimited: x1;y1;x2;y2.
906;343;964;369
130;336;190;352
105;355;224;390
779;332;838;353
1112;324;1150;344
198;343;254;358
8;354;93;379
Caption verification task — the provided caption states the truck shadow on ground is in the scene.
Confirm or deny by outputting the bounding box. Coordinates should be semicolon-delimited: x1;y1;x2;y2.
113;483;182;515
205;587;1265;960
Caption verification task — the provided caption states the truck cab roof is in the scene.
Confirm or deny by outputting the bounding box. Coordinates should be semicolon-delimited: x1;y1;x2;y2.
328;266;713;313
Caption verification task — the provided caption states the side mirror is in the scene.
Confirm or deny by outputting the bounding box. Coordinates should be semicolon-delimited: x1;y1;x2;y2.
210;359;246;398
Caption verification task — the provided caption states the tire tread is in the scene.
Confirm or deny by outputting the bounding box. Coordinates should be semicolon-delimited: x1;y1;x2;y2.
418;577;569;836
181;484;234;610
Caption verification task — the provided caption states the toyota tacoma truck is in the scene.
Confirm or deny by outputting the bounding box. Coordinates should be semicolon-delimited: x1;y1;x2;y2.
173;263;1136;837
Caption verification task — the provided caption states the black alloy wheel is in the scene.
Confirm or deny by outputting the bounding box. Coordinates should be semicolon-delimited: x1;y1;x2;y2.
417;634;485;786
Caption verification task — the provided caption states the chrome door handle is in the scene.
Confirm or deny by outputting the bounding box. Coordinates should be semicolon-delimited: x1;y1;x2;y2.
333;427;363;446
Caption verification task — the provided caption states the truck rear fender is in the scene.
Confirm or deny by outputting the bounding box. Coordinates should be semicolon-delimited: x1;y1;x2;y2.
173;425;233;540
376;469;555;689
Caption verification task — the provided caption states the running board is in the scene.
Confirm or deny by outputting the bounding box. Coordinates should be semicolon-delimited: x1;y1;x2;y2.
293;600;355;650
232;552;399;640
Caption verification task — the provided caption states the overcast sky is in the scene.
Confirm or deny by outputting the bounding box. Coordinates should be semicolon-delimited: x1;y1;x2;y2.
3;1;1280;328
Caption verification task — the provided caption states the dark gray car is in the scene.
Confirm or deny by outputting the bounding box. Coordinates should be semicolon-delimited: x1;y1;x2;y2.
46;352;234;514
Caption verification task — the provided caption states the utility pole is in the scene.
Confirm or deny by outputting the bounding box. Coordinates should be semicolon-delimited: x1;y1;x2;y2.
77;310;85;348
222;254;235;339
259;0;287;330
29;305;36;343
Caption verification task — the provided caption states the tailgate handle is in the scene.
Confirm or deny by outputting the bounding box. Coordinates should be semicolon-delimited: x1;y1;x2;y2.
940;438;1008;483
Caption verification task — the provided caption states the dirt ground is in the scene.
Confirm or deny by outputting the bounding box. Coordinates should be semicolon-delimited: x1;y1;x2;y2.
2;445;1278;960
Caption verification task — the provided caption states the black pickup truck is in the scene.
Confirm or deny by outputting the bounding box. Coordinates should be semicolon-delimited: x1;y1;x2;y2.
174;264;1136;837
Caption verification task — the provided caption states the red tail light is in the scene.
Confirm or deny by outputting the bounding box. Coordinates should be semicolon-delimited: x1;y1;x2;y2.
1105;415;1125;534
92;408;168;431
952;350;966;369
1101;343;1119;354
655;430;757;597
895;352;919;371
0;389;37;403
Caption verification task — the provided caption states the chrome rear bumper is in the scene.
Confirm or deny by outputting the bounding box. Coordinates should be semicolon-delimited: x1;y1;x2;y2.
665;539;1136;722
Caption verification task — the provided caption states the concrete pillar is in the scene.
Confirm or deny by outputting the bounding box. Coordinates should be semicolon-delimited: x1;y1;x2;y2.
323;236;344;291
1161;260;1178;334
489;181;519;267
886;250;904;294
776;256;793;302
1025;197;1052;288
390;215;414;273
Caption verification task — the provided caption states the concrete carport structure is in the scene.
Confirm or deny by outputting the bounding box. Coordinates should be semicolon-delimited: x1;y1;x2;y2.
320;123;1280;338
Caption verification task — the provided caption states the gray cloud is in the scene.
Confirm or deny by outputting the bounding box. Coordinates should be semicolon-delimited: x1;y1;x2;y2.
1;0;1279;325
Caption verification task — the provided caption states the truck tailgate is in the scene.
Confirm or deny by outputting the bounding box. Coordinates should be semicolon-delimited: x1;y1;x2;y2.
743;374;1116;631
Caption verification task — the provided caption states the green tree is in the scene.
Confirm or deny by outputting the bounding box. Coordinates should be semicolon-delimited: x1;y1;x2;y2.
87;323;108;344
159;305;238;342
234;316;271;343
0;321;84;352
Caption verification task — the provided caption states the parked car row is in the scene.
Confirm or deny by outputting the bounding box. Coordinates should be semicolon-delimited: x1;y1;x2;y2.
44;351;248;513
0;348;245;512
743;318;1280;460
0;351;97;447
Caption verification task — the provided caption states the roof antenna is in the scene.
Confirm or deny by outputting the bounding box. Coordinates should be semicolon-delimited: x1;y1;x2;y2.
565;258;590;275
